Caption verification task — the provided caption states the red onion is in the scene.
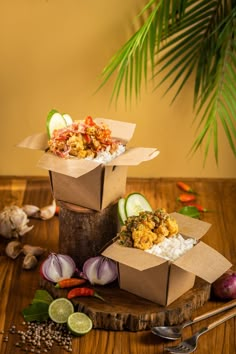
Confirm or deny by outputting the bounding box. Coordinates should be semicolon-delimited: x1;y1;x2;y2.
82;256;118;285
212;270;236;300
40;253;76;283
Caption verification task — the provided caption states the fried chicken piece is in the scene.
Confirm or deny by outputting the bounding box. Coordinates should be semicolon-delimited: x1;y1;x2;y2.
132;224;157;250
166;216;179;236
117;208;179;250
154;224;169;244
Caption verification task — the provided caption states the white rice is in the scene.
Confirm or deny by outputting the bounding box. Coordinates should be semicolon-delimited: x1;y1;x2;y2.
145;234;197;261
85;144;125;164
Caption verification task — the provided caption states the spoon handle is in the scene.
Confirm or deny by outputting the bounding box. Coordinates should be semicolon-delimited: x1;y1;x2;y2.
207;306;236;331
192;298;236;324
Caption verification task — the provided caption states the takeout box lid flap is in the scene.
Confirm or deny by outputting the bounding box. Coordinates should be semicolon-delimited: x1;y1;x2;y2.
37;152;101;178
102;241;167;271
17;118;137;151
106;147;160;166
17;132;49;150
36;146;159;178
170;212;211;240
174;241;232;283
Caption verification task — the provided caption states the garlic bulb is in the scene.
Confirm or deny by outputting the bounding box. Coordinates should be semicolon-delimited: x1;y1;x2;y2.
0;205;33;239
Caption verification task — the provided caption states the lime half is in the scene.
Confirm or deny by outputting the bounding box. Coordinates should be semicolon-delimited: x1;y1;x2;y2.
48;298;74;324
67;312;93;336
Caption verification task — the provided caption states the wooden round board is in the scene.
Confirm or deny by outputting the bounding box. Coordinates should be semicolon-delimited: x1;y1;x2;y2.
40;277;211;331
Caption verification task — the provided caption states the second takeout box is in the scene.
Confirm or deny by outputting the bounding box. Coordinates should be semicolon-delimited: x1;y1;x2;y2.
18;118;159;210
102;212;232;306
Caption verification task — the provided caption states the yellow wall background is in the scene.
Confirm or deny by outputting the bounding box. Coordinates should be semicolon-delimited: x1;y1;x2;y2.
0;0;235;178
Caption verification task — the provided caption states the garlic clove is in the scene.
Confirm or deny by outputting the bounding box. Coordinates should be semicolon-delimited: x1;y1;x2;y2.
23;244;45;256
39;200;57;220
22;254;38;270
5;240;23;259
22;204;40;217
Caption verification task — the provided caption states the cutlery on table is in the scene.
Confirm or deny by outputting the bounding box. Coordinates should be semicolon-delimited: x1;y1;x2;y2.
151;298;236;340
164;306;236;353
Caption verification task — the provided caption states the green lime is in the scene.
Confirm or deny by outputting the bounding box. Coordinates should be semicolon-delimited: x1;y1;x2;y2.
67;312;93;336
48;298;74;324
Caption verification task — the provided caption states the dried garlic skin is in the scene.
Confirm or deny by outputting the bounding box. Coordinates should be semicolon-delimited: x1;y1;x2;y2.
0;206;33;239
5;240;23;259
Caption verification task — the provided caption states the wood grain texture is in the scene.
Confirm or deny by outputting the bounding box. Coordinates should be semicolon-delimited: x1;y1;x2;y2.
58;201;119;269
0;176;235;354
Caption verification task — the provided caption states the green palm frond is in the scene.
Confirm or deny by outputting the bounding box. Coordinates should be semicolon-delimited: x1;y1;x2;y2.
98;0;236;163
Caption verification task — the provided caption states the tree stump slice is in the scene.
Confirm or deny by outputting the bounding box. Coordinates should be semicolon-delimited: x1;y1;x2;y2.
58;201;119;269
40;277;211;331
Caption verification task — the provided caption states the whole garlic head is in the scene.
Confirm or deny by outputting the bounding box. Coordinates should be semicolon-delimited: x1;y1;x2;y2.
0;205;33;239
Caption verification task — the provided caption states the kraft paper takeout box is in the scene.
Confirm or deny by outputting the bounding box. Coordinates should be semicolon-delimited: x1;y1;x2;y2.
102;213;232;306
18;118;159;210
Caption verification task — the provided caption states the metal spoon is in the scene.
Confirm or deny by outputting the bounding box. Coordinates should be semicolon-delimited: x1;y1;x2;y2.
151;298;236;340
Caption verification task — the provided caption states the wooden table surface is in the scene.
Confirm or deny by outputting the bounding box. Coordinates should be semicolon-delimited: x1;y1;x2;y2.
0;176;235;354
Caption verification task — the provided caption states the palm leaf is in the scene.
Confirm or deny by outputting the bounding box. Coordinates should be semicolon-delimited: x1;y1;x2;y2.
98;0;236;163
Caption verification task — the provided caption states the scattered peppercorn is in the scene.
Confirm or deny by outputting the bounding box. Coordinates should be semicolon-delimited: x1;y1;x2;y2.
2;321;73;352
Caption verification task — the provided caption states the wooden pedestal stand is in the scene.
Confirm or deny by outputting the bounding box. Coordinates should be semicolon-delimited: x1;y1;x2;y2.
58;201;119;269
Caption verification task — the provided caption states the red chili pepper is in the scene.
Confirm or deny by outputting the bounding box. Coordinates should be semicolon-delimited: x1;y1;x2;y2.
55;205;60;215
186;203;210;212
67;287;105;301
84;134;91;143
176;181;197;194
55;278;86;289
84;116;95;126
177;193;197;203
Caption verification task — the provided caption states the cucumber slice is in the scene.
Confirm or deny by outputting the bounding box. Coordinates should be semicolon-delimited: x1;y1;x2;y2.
118;198;127;224
62;113;73;126
125;193;152;217
46;109;67;138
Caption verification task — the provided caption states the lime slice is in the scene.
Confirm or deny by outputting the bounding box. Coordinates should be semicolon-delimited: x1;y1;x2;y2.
125;193;152;217
48;298;74;324
67;312;93;336
118;198;127;224
62;113;73;126
46;109;67;138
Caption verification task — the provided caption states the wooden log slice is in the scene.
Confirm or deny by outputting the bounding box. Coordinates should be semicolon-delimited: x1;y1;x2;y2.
58;201;119;269
40;277;211;332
